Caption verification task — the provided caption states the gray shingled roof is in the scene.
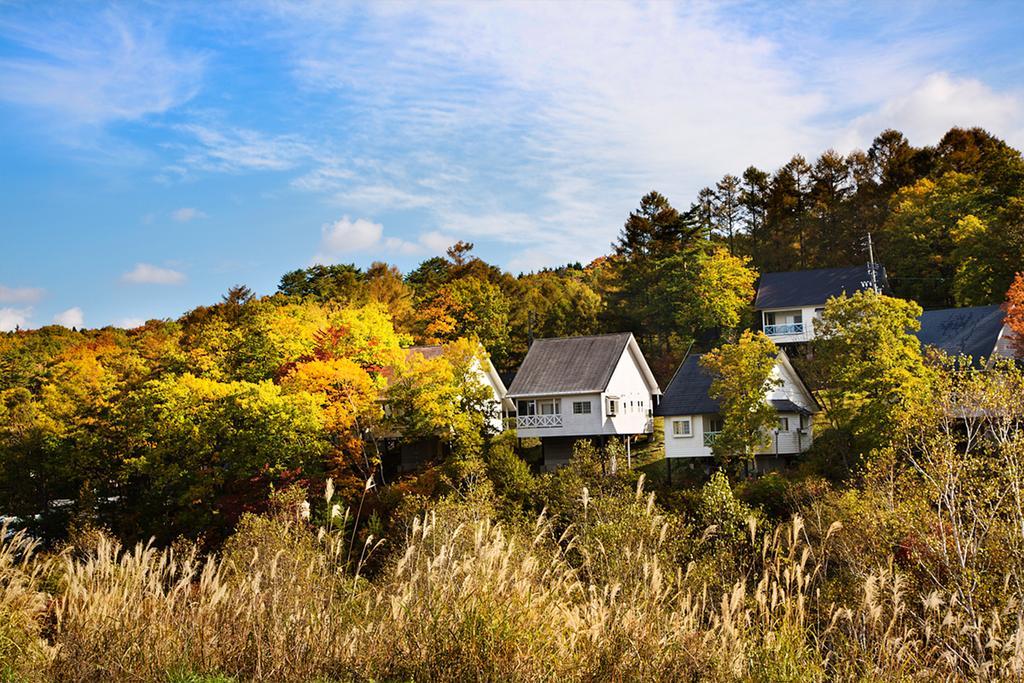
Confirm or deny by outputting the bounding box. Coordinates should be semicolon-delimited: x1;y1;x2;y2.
916;305;1006;367
755;265;887;309
507;333;632;397
654;355;719;416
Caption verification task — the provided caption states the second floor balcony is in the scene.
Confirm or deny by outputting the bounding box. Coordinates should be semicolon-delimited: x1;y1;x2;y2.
517;414;563;429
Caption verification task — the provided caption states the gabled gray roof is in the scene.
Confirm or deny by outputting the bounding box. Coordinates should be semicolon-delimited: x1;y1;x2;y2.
507;333;633;397
916;305;1006;367
755;265;887;309
654;355;719;416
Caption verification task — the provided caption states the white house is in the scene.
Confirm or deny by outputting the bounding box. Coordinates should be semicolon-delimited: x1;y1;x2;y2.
656;349;818;468
755;265;887;344
916;304;1018;368
507;332;661;467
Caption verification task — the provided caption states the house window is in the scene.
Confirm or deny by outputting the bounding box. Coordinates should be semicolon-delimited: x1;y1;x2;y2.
517;400;536;416
606;397;618;416
672;418;692;438
572;400;591;415
705;416;724;433
778;417;790;431
538;399;560;415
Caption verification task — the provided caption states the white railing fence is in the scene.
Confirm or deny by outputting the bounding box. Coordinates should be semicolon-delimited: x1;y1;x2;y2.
517;414;563;429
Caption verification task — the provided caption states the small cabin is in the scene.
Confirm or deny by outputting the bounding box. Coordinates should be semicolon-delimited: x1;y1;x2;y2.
507;333;661;466
656;349;818;470
755;265;887;344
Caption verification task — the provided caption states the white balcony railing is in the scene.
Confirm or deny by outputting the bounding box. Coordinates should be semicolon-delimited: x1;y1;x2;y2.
764;323;804;336
703;431;721;447
517;414;563;429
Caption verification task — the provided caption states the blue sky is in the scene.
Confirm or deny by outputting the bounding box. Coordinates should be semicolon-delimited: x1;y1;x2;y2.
1;1;1023;330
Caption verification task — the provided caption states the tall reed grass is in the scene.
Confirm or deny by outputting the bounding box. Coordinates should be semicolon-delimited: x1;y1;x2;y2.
2;486;1023;682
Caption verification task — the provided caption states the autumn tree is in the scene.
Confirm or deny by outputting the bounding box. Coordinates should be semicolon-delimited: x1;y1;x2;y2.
118;374;327;541
419;276;511;366
810;290;931;459
700;331;780;464
384;339;494;484
677;247;758;334
1006;272;1024;356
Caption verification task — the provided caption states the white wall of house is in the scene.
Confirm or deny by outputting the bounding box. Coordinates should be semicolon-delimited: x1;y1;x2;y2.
663;412;813;458
760;306;821;343
601;343;656;435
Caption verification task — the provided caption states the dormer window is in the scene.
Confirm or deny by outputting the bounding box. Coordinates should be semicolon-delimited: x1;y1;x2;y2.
606;397;618;416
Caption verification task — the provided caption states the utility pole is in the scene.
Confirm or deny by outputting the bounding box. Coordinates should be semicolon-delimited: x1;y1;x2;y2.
862;232;880;293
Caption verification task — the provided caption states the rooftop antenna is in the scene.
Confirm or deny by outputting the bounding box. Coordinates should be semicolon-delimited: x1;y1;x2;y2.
862;232;880;293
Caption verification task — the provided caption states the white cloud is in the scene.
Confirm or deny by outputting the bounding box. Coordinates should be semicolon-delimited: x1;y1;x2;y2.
0;307;32;331
53;307;84;328
320;216;383;253
840;72;1024;151
0;9;202;127
121;263;186;285
171;207;206;222
0;284;44;304
116;317;146;329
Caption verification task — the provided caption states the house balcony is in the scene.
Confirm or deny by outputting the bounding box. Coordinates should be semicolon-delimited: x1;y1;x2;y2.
517;414;563;429
764;322;804;336
703;431;721;447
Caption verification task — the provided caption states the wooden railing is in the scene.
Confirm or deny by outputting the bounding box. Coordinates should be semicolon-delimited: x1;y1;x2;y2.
703;431;721;447
517;414;563;429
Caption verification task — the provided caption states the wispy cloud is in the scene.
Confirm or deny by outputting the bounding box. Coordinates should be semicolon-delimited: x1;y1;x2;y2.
0;284;45;304
171;207;206;222
0;8;203;129
121;263;186;285
173;124;314;174
53;306;84;328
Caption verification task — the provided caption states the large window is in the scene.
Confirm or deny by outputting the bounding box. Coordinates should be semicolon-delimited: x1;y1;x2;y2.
672;418;692;438
539;398;560;415
778;417;790;431
572;400;591;415
517;399;560;416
